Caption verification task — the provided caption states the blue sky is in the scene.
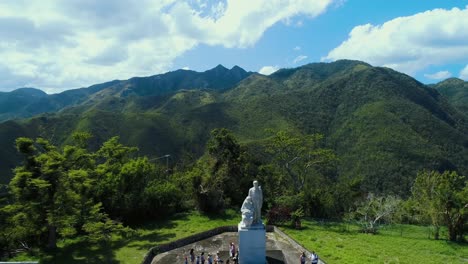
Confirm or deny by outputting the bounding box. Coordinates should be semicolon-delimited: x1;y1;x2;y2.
0;0;467;93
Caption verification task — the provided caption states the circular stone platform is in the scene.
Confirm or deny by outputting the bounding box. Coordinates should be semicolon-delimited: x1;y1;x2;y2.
151;232;313;264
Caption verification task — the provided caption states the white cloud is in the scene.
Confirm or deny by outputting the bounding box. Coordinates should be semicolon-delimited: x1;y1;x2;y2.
293;55;308;64
323;6;468;75
424;71;452;80
293;46;301;51
0;0;334;93
259;65;279;75
182;66;190;70
460;65;468;80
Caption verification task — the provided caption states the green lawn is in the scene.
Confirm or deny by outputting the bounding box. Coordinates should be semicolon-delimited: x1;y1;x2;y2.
10;214;468;264
281;219;468;264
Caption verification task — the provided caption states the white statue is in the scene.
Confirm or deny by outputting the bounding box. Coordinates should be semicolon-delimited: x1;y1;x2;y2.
240;196;254;228
248;180;263;225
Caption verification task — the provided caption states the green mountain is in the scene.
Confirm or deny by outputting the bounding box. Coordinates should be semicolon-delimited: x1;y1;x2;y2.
0;60;467;197
0;65;251;122
432;78;468;116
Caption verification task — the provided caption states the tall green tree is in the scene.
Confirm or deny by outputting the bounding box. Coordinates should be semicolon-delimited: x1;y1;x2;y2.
93;136;182;222
263;131;338;217
264;131;336;192
191;128;258;212
412;170;468;241
7;134;125;249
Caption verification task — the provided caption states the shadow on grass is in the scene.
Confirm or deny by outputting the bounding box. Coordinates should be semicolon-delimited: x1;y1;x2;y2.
19;210;240;263
38;230;178;264
205;211;239;221
132;211;191;230
40;239;122;264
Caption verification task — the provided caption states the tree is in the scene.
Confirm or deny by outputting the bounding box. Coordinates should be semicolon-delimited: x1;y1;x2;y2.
7;135;126;249
192;128;258;212
264;131;336;193
347;193;402;234
412;170;468;241
263;131;338;217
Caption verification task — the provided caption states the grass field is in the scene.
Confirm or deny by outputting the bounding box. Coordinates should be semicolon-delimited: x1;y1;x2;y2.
282;219;468;264
10;213;468;264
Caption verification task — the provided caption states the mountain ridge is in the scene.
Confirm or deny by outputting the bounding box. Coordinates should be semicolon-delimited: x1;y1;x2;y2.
0;60;466;197
0;65;252;122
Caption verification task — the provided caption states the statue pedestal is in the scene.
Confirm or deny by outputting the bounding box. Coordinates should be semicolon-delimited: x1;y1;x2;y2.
238;223;266;264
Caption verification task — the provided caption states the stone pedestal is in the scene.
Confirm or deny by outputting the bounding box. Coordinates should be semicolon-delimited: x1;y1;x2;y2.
238;223;266;264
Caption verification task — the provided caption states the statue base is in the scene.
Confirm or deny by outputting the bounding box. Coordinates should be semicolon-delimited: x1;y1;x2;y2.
238;222;266;264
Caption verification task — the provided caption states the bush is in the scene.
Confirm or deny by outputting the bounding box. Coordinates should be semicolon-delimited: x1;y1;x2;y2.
266;206;292;225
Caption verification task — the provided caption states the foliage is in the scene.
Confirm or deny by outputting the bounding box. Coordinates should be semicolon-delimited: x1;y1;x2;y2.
262;130;340;218
411;170;468;241
0;60;467;200
7;210;239;264
264;131;336;192
290;207;305;228
3;133;184;256
266;206;292;226
190;128;259;213
6;135;125;250
346;193;402;234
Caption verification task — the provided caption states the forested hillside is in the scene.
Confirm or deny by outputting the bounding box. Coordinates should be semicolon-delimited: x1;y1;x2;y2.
433;78;468;116
0;60;467;198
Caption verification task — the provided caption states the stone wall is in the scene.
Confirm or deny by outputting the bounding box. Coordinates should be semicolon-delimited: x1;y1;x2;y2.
141;225;274;264
273;226;326;264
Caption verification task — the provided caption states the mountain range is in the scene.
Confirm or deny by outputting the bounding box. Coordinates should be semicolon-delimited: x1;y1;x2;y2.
0;60;467;196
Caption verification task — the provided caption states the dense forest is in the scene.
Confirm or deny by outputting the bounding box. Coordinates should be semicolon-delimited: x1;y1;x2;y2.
0;60;467;257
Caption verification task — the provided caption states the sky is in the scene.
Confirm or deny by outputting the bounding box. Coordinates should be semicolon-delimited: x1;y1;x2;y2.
1;0;468;93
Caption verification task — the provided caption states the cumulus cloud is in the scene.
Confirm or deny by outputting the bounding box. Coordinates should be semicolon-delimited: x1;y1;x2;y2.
323;6;468;75
0;0;334;93
259;65;279;75
293;55;308;64
460;65;468;80
424;71;452;80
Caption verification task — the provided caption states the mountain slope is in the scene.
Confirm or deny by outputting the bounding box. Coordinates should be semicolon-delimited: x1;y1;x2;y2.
224;62;468;194
0;65;251;122
0;60;466;197
433;78;468;116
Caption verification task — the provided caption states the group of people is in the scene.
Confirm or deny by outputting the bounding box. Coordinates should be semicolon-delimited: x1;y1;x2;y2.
300;251;319;264
184;242;239;264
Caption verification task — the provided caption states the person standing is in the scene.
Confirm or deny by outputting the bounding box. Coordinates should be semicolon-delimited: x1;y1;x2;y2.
201;252;206;264
311;251;319;264
190;248;195;264
300;252;306;264
215;251;222;263
229;242;236;258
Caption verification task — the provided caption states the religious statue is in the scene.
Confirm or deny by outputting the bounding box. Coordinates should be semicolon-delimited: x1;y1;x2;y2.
240;196;254;228
248;180;263;225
